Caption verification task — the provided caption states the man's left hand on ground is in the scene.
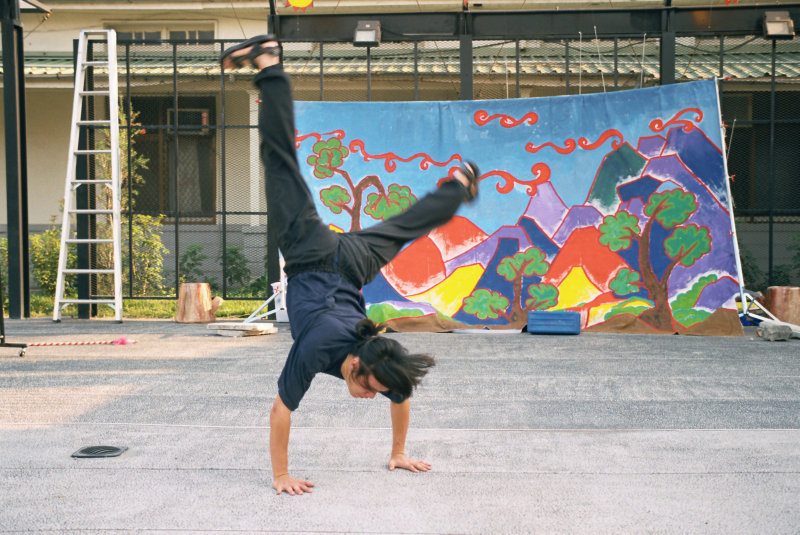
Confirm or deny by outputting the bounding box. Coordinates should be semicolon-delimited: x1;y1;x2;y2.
388;453;432;473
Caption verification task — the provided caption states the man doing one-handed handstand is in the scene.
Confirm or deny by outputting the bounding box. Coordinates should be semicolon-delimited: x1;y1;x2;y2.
222;35;480;496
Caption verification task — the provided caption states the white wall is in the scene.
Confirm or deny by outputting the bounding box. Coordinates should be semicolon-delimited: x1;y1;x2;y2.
0;88;71;227
20;5;272;54
2;4;272;228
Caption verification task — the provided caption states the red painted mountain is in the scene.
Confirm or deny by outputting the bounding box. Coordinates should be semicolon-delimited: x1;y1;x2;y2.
427;216;488;262
542;226;629;290
381;216;487;295
445;225;532;274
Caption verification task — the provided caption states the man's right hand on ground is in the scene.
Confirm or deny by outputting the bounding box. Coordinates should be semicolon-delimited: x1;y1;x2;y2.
272;474;315;496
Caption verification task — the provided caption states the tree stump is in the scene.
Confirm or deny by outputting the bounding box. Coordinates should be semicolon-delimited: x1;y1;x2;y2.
176;283;223;323
765;286;800;325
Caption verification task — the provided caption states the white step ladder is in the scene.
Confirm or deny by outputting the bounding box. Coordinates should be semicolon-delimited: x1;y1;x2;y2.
54;30;123;322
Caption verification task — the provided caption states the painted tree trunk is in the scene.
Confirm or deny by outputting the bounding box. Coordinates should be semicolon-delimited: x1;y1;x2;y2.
637;216;675;332
349;175;384;231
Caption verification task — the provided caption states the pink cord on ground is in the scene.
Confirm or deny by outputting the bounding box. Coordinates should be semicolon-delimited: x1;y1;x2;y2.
27;337;137;347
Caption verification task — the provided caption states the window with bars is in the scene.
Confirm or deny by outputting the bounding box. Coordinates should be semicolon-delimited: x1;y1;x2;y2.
129;96;217;223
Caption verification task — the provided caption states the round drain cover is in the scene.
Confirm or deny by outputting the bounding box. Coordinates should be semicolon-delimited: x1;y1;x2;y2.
72;445;128;458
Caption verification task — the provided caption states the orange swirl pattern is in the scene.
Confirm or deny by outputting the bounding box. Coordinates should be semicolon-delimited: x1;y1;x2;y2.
526;139;577;154
527;128;623;155
649;108;703;133
435;165;549;196
349;139;461;172
474;110;539;128
578;129;624;150
295;129;345;149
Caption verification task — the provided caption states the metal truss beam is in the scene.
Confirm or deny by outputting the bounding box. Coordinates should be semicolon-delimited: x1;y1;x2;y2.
276;5;800;41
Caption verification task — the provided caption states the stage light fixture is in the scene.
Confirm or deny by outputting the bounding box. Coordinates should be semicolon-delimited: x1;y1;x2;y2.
763;11;795;40
354;20;381;47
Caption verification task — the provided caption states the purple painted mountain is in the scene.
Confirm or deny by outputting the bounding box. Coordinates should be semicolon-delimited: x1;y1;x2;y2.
695;276;741;310
444;225;532;275
637;135;667;157
520;181;568;238
618;197;646;221
662;125;728;202
552;205;604;247
617;175;661;205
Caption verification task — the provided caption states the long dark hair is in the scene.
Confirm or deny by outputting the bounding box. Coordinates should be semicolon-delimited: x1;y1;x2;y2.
350;319;436;398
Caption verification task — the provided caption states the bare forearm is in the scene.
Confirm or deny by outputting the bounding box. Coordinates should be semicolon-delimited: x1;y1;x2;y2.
270;395;291;478
388;398;431;473
269;394;315;495
390;399;410;455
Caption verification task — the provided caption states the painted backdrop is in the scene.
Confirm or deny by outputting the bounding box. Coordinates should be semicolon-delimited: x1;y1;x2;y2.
294;79;743;335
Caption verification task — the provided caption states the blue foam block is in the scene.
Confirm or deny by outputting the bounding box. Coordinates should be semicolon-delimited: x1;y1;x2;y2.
526;310;581;335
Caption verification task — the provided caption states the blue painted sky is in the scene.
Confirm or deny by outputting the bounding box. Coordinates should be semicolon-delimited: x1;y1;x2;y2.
294;79;725;234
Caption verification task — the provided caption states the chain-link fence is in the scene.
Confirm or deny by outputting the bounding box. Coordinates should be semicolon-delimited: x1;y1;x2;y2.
77;39;269;306
72;33;799;308
718;36;800;290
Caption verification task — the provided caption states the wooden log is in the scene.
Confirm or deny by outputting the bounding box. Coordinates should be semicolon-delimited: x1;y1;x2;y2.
765;286;800;325
175;282;223;323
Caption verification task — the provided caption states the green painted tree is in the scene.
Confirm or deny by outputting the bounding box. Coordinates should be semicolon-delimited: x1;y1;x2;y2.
365;184;416;220
307;137;416;231
463;246;559;327
525;282;559;311
462;289;510;320
598;188;711;331
609;267;642;296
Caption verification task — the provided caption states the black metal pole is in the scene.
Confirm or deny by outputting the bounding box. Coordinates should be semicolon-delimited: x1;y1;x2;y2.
126;42;134;297
660;30;676;84
367;45;372;101
459;12;473;100
1;0;30;318
75;39;92;318
413;40;419;101
515;39;520;98
565;40;570;95
660;1;675;85
768;38;776;285
0;265;26;356
87;39;98;316
319;42;324;101
172;43;182;297
0;1;28;351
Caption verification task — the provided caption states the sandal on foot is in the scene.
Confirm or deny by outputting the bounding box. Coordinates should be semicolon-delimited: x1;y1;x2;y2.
221;34;281;68
459;160;480;202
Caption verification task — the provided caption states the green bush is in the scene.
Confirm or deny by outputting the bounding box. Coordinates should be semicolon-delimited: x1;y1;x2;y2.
247;273;269;296
737;244;765;291
223;245;250;291
790;233;800;282
126;214;168;295
29;224;76;295
179;243;207;284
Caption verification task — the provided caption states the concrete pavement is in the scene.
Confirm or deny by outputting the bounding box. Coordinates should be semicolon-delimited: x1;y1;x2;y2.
1;318;798;534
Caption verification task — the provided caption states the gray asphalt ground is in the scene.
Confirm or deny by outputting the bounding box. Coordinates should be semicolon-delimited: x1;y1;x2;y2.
1;317;798;534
